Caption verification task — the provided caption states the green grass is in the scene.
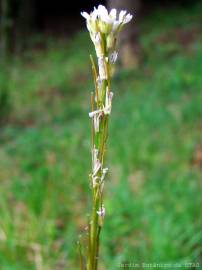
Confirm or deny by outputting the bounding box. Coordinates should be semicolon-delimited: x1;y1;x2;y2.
0;3;202;270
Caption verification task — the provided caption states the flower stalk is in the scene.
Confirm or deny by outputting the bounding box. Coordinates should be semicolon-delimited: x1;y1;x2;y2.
80;5;133;270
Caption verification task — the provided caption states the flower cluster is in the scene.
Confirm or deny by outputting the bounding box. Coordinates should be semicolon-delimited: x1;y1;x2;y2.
81;5;133;57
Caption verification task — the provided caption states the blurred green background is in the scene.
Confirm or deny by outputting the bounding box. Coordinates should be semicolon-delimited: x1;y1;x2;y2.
0;1;202;269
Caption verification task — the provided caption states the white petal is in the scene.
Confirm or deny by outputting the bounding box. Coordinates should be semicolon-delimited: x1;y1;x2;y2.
91;9;98;21
81;12;90;20
97;5;108;15
119;10;127;22
110;9;117;20
98;5;109;19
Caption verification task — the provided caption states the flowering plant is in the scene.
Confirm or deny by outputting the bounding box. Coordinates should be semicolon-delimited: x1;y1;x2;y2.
79;5;133;270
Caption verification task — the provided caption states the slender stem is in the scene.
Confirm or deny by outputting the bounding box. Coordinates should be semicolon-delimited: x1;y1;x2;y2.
87;36;110;270
92;190;99;269
90;55;99;107
81;6;132;270
87;221;92;270
91;115;108;270
78;240;85;270
95;226;101;270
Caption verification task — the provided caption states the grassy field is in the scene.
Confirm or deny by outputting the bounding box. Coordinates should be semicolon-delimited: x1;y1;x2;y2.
0;3;202;270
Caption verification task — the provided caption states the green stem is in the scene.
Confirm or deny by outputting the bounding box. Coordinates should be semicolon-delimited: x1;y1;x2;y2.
91;115;108;270
95;226;101;270
92;190;99;269
78;240;85;270
87;46;110;270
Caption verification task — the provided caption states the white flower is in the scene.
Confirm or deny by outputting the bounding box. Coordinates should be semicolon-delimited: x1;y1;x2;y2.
103;88;113;115
97;5;114;33
80;11;90;20
81;8;98;33
122;14;133;24
110;9;117;20
119;10;127;22
81;5;133;36
97;5;110;23
119;10;133;24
